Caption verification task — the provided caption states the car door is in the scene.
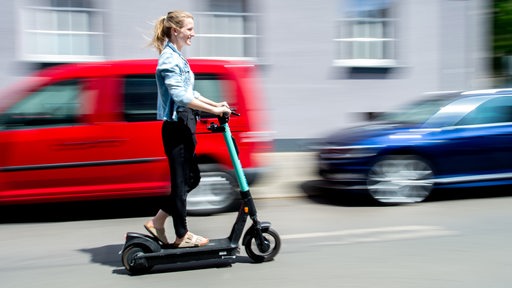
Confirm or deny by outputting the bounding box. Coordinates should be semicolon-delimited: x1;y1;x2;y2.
432;96;512;179
116;75;170;195
455;96;512;174
0;78;128;203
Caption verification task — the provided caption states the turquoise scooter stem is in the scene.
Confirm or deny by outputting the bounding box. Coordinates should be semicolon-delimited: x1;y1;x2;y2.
222;122;250;192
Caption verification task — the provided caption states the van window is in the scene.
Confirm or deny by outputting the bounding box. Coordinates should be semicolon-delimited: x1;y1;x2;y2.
123;76;157;122
194;74;224;103
0;80;80;129
123;74;232;121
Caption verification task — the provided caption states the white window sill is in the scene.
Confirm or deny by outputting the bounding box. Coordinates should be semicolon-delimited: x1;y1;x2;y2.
333;59;400;68
20;55;106;63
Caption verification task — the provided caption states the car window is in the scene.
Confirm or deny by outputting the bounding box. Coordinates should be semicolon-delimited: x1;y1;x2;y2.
194;75;224;103
123;76;157;122
375;97;454;125
194;74;233;118
0;80;80;129
123;74;232;122
456;96;512;126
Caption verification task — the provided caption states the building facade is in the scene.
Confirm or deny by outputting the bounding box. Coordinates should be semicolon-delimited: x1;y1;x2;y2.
0;0;492;143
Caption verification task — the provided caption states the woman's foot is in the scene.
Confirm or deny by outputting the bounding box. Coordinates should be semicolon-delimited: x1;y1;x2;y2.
144;221;169;244
173;232;209;248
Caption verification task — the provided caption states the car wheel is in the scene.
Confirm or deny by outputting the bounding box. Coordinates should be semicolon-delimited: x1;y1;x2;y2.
367;155;434;204
187;164;239;215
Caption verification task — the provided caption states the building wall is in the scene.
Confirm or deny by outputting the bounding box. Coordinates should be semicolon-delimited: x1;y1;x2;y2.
261;0;491;139
0;1;24;86
0;0;492;142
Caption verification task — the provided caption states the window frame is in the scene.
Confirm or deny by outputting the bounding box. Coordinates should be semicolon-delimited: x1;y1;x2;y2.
191;10;261;60
334;0;398;68
18;3;105;62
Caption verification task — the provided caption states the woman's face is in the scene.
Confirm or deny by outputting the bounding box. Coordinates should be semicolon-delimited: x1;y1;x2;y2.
175;18;195;49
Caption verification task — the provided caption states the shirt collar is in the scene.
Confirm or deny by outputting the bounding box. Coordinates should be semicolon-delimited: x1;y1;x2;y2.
166;42;183;56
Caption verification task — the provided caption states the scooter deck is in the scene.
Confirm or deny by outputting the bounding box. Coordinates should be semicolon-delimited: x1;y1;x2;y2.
160;237;237;252
131;234;240;266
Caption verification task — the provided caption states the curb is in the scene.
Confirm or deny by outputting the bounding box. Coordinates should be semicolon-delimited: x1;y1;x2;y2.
250;152;317;199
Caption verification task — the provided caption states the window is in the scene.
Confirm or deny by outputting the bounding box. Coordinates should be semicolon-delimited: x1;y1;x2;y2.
194;74;234;118
194;75;226;104
334;0;397;67
19;0;104;62
192;0;260;59
457;97;512;126
123;76;158;122
0;80;81;129
123;74;232;122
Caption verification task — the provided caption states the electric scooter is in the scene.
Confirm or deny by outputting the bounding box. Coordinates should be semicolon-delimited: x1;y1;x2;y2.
121;112;281;275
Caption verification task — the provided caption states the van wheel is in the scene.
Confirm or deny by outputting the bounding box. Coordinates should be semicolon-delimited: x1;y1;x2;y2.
187;164;239;215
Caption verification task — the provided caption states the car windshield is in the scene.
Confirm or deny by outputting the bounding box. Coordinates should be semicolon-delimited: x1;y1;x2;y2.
374;97;455;125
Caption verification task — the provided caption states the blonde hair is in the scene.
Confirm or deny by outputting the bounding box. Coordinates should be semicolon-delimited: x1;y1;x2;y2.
151;10;194;54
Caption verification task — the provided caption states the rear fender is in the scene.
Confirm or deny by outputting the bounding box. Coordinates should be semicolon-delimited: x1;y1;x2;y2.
123;232;161;253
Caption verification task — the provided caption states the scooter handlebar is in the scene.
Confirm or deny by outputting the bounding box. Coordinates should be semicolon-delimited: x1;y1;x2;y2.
218;110;239;125
208;110;239;131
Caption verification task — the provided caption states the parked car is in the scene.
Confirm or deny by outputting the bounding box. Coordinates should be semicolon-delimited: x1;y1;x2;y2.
0;59;271;214
316;89;512;204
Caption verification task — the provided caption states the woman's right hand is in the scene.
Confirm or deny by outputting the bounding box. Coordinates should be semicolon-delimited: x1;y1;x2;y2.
214;106;231;116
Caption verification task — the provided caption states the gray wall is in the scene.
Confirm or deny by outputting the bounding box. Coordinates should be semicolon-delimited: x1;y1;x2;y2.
259;0;491;139
0;1;26;87
0;0;492;142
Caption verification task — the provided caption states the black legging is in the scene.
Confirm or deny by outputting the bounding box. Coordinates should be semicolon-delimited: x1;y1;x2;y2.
160;108;201;238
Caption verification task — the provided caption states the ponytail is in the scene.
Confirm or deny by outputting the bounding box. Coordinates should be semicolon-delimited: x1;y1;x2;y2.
151;16;167;54
150;11;194;54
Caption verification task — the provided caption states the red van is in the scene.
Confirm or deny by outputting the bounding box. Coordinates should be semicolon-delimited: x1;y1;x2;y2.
0;59;271;214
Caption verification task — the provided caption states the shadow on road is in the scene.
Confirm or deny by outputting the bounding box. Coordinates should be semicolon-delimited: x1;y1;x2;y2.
300;179;512;206
80;243;254;276
299;180;378;207
0;197;165;224
80;244;125;268
427;186;512;202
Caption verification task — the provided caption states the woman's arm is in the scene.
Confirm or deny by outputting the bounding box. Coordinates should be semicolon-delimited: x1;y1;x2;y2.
187;98;231;116
194;93;229;108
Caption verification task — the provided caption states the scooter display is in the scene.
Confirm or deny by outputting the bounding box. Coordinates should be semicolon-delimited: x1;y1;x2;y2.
121;112;281;275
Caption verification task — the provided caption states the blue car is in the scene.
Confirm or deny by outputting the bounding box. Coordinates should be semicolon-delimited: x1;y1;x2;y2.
316;89;512;204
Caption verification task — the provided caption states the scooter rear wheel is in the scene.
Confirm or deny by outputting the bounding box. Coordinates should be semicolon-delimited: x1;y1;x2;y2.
122;245;153;275
244;228;281;263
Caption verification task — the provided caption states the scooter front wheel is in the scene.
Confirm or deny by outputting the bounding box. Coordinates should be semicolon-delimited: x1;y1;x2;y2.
244;228;281;263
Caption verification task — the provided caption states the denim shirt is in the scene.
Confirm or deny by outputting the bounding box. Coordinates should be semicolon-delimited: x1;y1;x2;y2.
156;42;199;121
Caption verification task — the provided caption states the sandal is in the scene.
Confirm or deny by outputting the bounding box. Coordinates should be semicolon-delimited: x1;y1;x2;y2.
174;232;209;248
144;222;169;244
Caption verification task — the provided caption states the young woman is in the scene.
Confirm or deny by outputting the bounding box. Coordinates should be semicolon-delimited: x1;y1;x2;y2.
144;10;231;247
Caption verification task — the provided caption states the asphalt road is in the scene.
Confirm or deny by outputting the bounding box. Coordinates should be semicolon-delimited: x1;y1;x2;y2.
2;184;512;288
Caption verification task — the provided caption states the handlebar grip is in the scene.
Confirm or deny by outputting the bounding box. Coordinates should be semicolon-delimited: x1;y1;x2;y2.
218;110;239;125
222;111;240;117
